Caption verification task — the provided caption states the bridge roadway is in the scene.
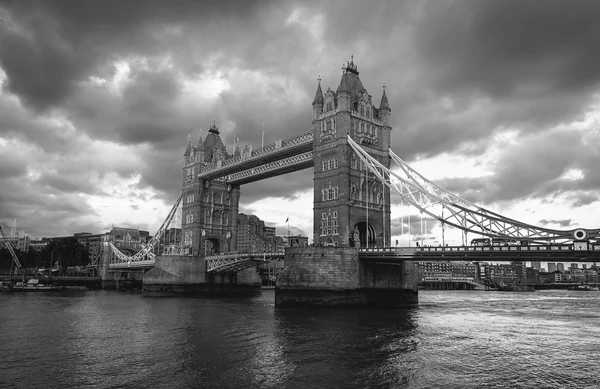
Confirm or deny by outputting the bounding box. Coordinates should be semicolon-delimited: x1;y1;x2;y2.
359;243;600;262
107;243;600;272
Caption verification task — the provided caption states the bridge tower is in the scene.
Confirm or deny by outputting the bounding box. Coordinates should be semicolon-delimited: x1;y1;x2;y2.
181;123;241;256
312;57;392;248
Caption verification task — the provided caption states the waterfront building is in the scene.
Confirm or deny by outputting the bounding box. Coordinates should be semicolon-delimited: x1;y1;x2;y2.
75;232;104;263
557;263;565;272
584;269;598;284
483;264;518;286
548;262;557;272
511;261;526;283
417;261;452;280
417;261;481;281
104;227;150;255
526;267;539;284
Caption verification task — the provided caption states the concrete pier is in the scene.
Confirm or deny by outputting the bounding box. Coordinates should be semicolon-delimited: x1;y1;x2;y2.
142;255;262;296
275;247;418;306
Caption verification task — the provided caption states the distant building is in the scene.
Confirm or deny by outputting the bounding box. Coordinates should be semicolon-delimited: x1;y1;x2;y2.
106;227;149;250
75;233;104;263
483;264;518;286
417;261;481;281
287;235;309;248
530;261;541;270
547;263;557;272
29;239;47;252
557;263;565;272
511;261;526;283
2;231;31;253
237;213;288;253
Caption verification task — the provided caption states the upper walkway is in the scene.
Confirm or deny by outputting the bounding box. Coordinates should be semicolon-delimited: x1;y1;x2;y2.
197;131;313;184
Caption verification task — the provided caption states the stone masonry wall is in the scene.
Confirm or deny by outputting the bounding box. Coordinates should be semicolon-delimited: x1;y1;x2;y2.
361;261;419;290
277;246;361;290
143;255;207;285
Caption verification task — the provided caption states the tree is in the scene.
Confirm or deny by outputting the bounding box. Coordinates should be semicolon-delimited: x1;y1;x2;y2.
41;238;89;274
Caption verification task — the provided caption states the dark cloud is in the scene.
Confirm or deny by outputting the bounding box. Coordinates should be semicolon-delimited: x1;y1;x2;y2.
2;0;600;238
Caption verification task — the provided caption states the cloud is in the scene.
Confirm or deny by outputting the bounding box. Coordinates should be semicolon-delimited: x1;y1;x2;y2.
1;0;600;241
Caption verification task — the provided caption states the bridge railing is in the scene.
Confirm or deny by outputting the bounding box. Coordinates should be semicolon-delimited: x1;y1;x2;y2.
358;243;599;253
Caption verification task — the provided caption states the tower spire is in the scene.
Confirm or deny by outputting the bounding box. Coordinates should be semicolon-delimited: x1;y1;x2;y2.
183;134;192;156
380;82;390;111
312;75;324;107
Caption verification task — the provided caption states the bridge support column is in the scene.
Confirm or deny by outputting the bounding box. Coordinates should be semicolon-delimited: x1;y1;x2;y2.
275;247;418;306
142;255;261;296
98;242;117;289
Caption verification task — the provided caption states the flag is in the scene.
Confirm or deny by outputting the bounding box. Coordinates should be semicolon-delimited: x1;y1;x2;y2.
285;217;289;223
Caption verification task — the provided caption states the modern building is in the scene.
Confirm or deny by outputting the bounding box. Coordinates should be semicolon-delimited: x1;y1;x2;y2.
547;262;557;272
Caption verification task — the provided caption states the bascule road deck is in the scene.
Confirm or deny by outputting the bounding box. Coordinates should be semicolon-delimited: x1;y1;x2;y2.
359;244;600;262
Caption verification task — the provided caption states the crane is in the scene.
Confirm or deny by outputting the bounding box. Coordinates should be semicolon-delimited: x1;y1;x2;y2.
0;226;22;277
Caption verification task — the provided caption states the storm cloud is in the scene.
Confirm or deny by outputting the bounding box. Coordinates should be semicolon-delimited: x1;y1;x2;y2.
1;0;600;238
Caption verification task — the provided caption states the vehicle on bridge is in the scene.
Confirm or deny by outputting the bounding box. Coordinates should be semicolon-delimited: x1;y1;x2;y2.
471;238;490;246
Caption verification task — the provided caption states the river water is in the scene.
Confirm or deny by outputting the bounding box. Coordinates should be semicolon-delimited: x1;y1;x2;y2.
1;289;599;389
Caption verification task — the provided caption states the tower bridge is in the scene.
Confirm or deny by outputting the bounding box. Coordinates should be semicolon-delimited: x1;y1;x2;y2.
99;57;600;304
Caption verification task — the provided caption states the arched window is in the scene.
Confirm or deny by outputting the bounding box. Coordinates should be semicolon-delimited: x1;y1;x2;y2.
360;105;364;116
327;101;333;112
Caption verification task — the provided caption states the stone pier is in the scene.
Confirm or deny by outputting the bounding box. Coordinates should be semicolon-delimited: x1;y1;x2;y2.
275;247;418;306
142;255;262;296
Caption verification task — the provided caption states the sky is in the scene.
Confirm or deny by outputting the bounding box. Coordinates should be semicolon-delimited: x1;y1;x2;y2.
1;0;600;246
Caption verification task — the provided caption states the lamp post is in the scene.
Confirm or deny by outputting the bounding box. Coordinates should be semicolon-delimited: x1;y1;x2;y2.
202;229;206;257
226;231;232;253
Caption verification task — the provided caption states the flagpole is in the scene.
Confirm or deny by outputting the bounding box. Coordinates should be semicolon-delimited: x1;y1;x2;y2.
261;123;265;148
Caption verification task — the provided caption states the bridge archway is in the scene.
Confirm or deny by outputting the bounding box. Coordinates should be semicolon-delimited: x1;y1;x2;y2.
352;222;376;248
203;238;223;256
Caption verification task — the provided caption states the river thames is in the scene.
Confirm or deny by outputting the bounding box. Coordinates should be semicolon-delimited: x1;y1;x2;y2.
1;289;599;389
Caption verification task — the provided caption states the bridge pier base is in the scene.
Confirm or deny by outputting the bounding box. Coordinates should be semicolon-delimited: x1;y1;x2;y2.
275;247;418;307
142;255;261;297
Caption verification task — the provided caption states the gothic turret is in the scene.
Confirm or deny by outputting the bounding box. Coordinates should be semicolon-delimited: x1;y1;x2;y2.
312;76;324;119
195;129;205;165
379;84;391;126
183;134;192;165
336;70;350;111
202;121;230;164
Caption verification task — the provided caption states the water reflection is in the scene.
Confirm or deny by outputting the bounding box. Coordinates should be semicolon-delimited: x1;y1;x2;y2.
2;290;600;389
273;305;420;388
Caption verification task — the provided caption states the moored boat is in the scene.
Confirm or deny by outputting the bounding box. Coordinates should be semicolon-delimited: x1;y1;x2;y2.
567;285;600;291
7;278;65;292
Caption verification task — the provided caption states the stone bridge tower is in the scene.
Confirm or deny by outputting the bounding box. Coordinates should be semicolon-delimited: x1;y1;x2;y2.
181;123;241;256
312;57;392;248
